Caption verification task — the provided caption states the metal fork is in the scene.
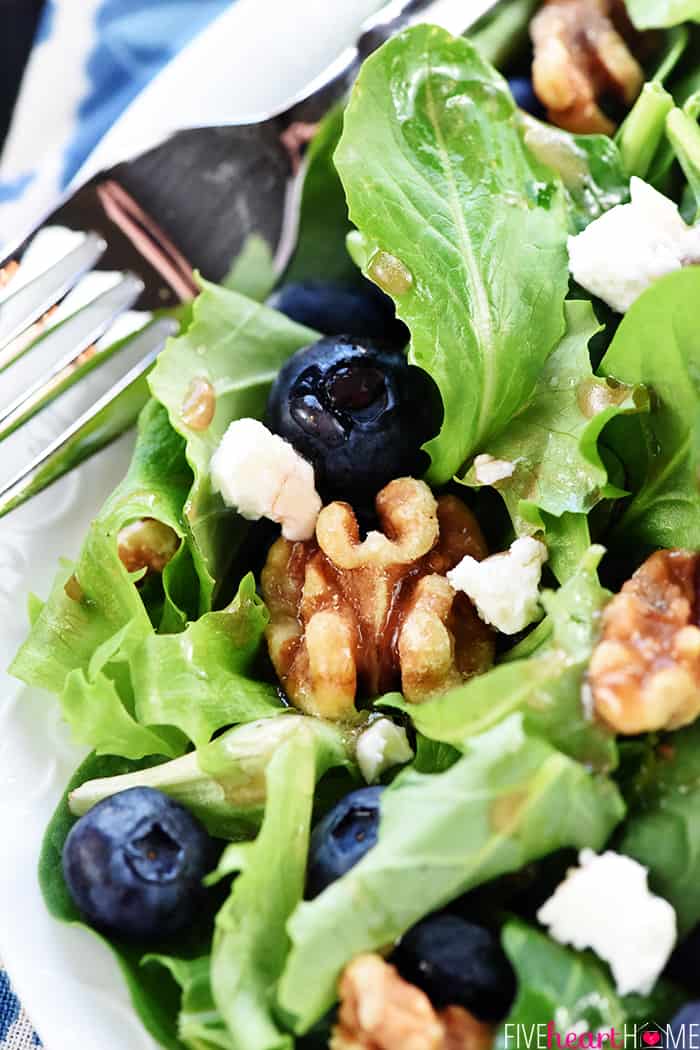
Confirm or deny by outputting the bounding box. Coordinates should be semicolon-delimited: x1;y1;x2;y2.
0;0;499;520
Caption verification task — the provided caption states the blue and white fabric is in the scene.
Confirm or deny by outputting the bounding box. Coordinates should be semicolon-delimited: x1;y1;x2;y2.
0;972;40;1050
0;0;232;246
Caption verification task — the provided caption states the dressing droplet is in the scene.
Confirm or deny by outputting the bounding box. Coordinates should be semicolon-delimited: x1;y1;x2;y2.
64;573;84;602
181;377;216;430
368;251;413;296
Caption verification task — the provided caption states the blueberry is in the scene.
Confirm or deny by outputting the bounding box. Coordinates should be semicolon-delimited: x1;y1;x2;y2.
670;1003;700;1038
266;336;442;505
267;279;408;344
63;787;213;940
307;786;383;897
392;913;517;1022
509;77;546;119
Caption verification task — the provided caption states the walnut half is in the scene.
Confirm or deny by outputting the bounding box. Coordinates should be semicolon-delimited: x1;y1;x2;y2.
530;0;644;134
260;478;494;720
331;954;493;1050
117;518;180;575
589;549;700;734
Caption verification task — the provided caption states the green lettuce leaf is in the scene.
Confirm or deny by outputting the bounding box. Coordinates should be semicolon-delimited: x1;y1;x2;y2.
382;546;616;771
519;115;629;231
626;0;700;28
619;723;700;934
68;714;352;839
277;714;625;1031
223;235;277;303
282;104;358;287
497;919;683;1037
132;574;282;747
468;0;540;70
146;956;232;1050
149;280;318;594
61;664;185;761
496;919;625;1037
211;728;318;1050
11;397;203;713
600;268;700;550
461;300;646;543
334;25;570;484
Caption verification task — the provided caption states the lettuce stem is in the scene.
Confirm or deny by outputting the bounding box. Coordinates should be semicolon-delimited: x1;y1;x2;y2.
616;81;674;178
666;107;700;221
468;0;539;70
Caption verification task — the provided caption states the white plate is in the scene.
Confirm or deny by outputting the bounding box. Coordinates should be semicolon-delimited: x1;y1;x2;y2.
0;3;382;1047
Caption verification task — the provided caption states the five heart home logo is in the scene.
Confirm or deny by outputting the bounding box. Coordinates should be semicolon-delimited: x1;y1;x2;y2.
639;1023;666;1049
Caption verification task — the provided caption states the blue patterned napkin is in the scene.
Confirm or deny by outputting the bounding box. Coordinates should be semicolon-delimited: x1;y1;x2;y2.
0;973;40;1050
0;2;232;1044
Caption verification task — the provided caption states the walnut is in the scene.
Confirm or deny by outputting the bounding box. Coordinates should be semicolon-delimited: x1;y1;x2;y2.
117;518;180;575
260;478;494;720
530;0;644;134
589;549;700;734
440;1007;493;1050
331;955;493;1050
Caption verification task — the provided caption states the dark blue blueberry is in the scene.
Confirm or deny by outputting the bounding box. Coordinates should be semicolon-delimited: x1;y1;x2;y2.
392;913;517;1022
267;279;408;345
63;786;213;940
307;786;383;897
266;336;442;505
509;77;546;119
670;1003;700;1041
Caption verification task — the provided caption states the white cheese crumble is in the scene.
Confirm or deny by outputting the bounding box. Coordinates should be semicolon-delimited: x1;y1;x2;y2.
447;536;547;635
474;454;516;486
210;418;322;541
537;849;677;996
356;719;414;784
568;177;700;313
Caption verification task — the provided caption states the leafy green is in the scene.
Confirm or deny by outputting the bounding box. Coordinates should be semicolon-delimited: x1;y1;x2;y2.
61;663;184;760
10;396;205;720
132;574;282;747
496;919;681;1034
277;714;625;1031
617;81;675;178
211;729;317;1050
626;0;700;28
282;104;358;287
519;115;630;231
149;280;317;593
69;714;352;839
461;301;646;544
619;723;700;934
468;0;540;70
600;268;700;550
382;546;616;771
223;235;276;302
496;919;625;1038
145;956;231;1050
334;25;570;484
667;104;700;219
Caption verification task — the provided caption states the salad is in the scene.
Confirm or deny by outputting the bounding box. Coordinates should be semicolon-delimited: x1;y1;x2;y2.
12;0;700;1046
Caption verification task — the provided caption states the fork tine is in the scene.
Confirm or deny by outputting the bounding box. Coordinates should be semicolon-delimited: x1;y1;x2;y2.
0;317;178;520
0;231;106;364
0;272;144;440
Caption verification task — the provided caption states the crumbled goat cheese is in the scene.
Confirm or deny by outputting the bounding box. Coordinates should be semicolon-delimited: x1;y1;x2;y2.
537;849;677;996
568;177;700;313
356;719;414;784
473;454;516;486
447;536;547;635
210;419;322;541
